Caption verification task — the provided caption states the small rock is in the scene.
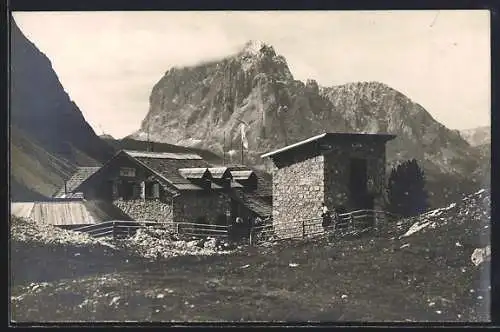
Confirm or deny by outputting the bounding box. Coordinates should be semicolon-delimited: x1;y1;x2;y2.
109;296;121;306
477;296;483;300
289;263;299;267
436;310;442;314
428;302;435;307
341;294;348;299
74;253;81;257
470;289;475;293
400;243;410;249
455;242;462;247
241;264;250;269
157;294;165;299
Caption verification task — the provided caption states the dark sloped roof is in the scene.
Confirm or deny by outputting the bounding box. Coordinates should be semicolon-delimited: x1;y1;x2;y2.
223;165;272;198
131;155;210;185
54;167;101;197
229;189;272;218
261;132;396;159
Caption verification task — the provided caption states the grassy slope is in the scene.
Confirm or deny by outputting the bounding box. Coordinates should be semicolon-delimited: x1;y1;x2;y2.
10;190;490;322
10;127;77;200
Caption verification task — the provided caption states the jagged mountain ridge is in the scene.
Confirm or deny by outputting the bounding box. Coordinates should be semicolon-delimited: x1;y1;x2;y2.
10;20;116;199
131;40;485;207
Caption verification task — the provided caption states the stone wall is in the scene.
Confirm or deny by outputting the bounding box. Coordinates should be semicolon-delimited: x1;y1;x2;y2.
272;154;324;238
173;191;231;225
271;139;391;238
113;198;173;223
323;140;388;213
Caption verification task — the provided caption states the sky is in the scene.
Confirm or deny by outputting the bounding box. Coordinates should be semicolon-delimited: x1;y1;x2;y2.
13;10;490;139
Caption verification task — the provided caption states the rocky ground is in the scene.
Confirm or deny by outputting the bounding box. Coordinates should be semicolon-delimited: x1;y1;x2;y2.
10;189;491;323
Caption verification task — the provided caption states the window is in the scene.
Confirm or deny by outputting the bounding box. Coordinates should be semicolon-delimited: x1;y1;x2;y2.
120;167;136;177
145;182;160;199
152;183;160;198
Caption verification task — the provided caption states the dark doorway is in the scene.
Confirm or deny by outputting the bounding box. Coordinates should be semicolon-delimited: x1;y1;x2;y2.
230;199;239;221
102;181;114;201
349;158;369;210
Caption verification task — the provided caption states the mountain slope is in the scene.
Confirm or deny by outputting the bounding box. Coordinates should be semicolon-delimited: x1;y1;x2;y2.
10;20;116;199
132;41;485;208
459;126;490;147
10;126;77;200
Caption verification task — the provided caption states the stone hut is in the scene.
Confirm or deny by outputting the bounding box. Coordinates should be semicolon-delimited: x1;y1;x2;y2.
57;150;272;226
261;132;396;238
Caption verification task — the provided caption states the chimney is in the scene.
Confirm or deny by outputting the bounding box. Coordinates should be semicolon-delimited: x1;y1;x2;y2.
64;180;68;195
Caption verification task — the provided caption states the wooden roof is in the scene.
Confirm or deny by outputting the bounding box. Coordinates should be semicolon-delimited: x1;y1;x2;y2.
223;165;272;198
178;167;210;180
228;189;272;218
71;150;272;195
54;167;100;197
134;156;210;186
261;132;396;159
230;170;255;180
208;167;232;179
124;150;203;160
10;200;132;226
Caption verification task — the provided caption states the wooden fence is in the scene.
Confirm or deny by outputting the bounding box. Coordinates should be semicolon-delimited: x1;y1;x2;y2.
72;209;400;244
72;220;229;239
249;209;400;245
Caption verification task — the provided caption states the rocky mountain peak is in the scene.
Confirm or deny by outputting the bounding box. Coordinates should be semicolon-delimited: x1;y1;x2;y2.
238;40;274;57
133;41;486;208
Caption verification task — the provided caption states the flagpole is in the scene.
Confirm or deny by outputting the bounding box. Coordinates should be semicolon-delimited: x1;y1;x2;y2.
236;119;248;166
223;131;226;166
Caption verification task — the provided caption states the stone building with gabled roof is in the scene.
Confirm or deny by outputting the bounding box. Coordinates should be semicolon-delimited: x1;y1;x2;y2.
261;132;396;237
60;150;272;226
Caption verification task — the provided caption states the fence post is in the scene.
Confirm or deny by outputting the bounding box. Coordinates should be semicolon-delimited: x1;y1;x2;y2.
302;219;305;239
112;221;116;239
350;214;354;232
249;224;253;246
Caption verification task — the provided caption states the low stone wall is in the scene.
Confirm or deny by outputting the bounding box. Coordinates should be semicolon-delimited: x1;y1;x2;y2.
174;192;230;225
113;198;173;223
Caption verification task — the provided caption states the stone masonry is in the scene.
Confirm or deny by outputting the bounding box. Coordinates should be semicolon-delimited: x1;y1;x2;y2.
272;154;324;238
324;140;387;212
268;134;394;239
113;198;173;223
173;191;231;225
